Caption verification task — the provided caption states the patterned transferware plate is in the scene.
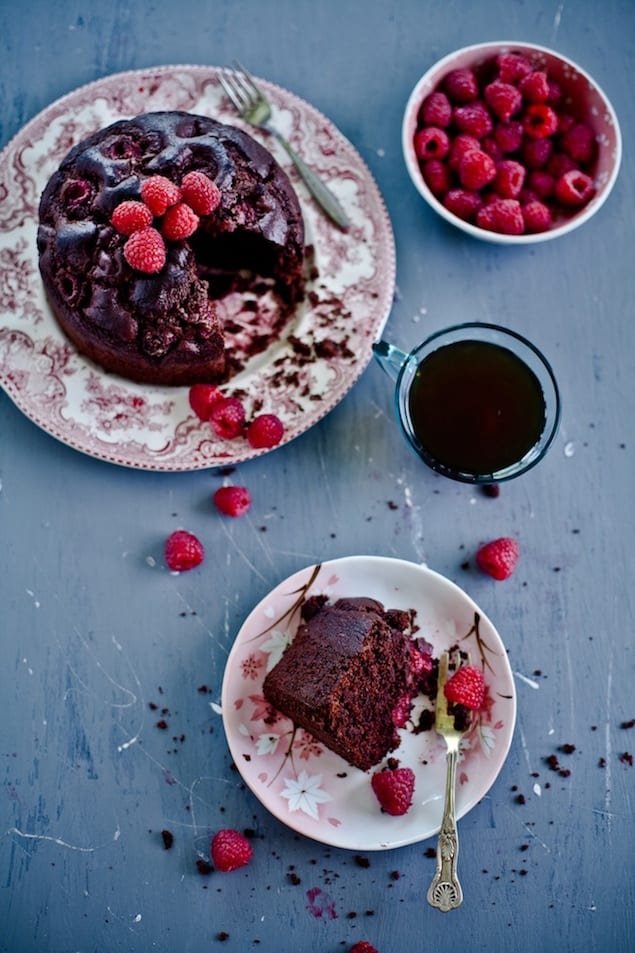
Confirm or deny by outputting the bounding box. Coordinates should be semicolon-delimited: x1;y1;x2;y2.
221;555;517;851
0;66;395;470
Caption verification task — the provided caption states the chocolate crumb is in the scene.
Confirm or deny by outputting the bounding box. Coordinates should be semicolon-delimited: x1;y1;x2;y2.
598;757;606;767
481;483;500;498
558;769;571;778
424;847;436;858
354;855;370;868
619;752;633;766
287;872;301;885
161;829;174;850
559;743;576;754
156;719;168;730
515;794;526;805
216;932;230;942
387;500;399;510
196;859;213;875
620;719;635;729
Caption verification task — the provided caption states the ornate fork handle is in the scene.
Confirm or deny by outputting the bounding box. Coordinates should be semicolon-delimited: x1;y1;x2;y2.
265;126;350;231
426;746;463;911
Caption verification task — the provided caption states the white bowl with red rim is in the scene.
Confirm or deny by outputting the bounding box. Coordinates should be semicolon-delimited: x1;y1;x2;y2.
402;41;622;243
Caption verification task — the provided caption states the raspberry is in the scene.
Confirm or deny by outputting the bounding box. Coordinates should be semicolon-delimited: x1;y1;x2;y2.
527;169;555;200
419;90;452;127
161;202;200;241
444;664;486;710
414;126;450;161
459;150;496;191
111;200;153;235
209;396;246;439
496;52;533;85
188;383;224;421
453;101;493;139
557;112;576;136
443;67;479;104
554;169;595;207
123;227;166;274
521;137;553;169
493;120;524;154
547;79;563;105
421;158;450;196
547;152;578;180
349;944;379;953
246;413;284;449
210;829;253;872
140;175;181;216
164;530;204;572
493;159;526;199
447;134;480;171
522;200;553;232
370;765;415;816
481;137;503;163
391;695;412;729
213;485;252;518
522;103;558;139
476;536;520;580
518;70;550;103
484;80;522;122
181;170;222;216
443;188;482;222
477;198;524;235
560;122;596;164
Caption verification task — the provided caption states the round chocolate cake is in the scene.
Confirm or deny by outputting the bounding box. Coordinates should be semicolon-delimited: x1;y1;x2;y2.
37;111;305;385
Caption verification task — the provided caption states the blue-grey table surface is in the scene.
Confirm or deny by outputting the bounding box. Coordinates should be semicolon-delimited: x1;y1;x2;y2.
1;1;633;952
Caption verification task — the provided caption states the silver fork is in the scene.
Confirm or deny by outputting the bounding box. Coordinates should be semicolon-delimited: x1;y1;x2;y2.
219;63;350;230
426;649;472;912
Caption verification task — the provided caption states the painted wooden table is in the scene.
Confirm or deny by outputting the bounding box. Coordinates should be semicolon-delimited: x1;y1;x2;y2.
1;2;633;951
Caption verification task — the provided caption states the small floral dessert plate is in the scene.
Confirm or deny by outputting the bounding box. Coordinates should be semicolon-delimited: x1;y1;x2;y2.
0;65;394;470
221;554;517;851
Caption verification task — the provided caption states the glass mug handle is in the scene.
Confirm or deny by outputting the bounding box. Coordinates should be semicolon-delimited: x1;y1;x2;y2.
372;340;409;382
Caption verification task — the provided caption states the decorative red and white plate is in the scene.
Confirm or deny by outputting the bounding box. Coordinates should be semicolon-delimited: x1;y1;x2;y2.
221;555;517;850
0;66;394;470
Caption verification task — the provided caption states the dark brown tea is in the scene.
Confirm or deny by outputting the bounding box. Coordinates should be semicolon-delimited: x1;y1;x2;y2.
407;339;546;476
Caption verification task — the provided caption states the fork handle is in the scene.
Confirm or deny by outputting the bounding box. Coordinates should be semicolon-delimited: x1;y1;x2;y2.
426;747;463;911
268;129;350;230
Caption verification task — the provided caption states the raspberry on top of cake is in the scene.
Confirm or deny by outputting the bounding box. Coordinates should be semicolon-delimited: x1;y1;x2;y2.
37;111;305;386
263;595;434;772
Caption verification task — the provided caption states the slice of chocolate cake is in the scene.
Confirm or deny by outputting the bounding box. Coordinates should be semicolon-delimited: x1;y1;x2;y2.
263;596;431;771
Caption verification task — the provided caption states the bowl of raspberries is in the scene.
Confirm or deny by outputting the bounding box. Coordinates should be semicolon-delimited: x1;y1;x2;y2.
402;41;621;242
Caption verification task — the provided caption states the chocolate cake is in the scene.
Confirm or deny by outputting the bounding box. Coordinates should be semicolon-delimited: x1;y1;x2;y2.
263;596;432;771
37;111;305;385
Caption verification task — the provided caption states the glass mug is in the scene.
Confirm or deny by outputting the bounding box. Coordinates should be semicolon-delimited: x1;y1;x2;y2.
372;322;561;484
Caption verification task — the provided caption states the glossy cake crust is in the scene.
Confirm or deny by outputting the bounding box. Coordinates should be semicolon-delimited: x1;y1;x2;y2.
37;111;305;385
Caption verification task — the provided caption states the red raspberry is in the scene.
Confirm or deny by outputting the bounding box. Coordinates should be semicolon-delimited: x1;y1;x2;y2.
547;152;578;180
181;170;222;216
459;150;496;191
370;766;415;816
123;227;166;274
557;113;576;136
522;200;552;232
453;101;493;139
522;103;558;139
213;485;252;518
518;70;550;103
493;120;524;154
443;67;479;104
481;137;503;163
161;202;200;241
140;175;181;216
414;126;450;161
164;530;204;572
391;695;412;729
443;188;483;222
554;169;595;207
111;200;153;235
349;944;379;953
444;664;486;710
421;159;450;196
496;52;533;85
493;159;526;199
447;134;480;171
484;80;522;122
527;169;555;200
418;90;452;127
560;122;596;164
547;79;563;105
209;397;246;439
210;829;253;872
476;536;520;580
188;383;224;421
521;137;553;169
476;198;524;235
246;413;284;449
